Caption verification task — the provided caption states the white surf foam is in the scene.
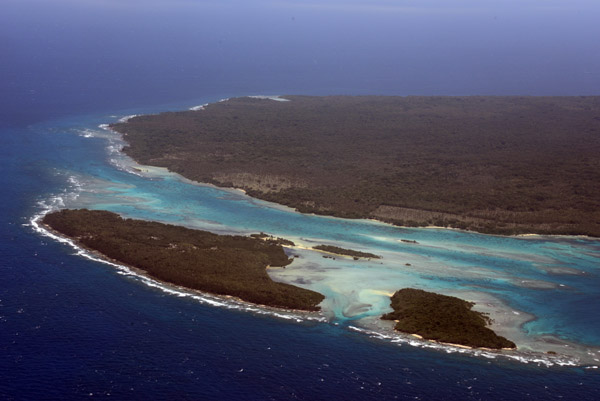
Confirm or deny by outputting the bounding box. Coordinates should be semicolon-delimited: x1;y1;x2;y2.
247;95;290;102
78;128;96;138
92;123;148;177
189;103;208;111
117;114;139;123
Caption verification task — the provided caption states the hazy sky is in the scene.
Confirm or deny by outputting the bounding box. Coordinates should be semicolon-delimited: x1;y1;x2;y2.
1;0;599;123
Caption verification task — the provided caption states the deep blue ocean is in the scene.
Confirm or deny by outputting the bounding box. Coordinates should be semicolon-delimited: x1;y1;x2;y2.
2;0;600;399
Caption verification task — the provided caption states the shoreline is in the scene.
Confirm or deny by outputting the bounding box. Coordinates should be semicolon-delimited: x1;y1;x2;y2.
352;311;597;368
108;95;600;238
98;113;600;240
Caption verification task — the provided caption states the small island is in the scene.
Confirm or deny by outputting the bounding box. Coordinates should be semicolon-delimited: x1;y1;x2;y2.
313;245;380;259
42;209;324;311
250;232;295;246
381;288;516;349
110;95;600;236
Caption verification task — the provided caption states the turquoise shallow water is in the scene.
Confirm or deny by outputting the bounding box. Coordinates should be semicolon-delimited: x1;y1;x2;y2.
33;100;600;366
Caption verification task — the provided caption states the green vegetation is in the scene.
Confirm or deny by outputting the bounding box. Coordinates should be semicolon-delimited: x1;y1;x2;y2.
250;232;295;246
43;209;324;311
313;245;380;259
381;289;516;349
111;95;600;236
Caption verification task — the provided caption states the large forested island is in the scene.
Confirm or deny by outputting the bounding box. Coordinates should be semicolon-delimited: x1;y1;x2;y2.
110;96;600;236
42;209;324;311
381;289;516;349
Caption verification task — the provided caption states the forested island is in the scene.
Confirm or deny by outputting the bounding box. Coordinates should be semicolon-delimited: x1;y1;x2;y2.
42;209;324;311
313;245;380;259
110;95;600;236
381;289;516;349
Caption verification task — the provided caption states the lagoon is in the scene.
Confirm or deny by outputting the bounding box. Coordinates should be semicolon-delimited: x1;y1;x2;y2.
3;0;600;398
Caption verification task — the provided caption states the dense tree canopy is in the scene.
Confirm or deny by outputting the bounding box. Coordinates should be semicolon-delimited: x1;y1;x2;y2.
43;209;324;311
313;245;380;259
382;289;516;349
111;95;600;236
